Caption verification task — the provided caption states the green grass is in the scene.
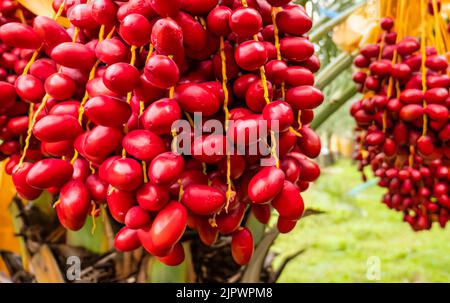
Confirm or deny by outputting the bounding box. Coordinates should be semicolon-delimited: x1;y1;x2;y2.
272;159;450;283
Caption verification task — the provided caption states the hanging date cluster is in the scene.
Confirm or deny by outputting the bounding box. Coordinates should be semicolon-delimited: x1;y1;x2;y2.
351;7;449;231
0;0;323;266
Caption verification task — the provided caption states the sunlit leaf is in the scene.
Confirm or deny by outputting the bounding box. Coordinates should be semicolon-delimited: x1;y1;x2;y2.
16;0;70;27
0;162;20;255
30;244;65;283
332;3;378;53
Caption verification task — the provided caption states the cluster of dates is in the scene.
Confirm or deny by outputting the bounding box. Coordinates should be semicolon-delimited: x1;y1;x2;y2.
351;17;450;230
0;3;37;162
0;0;322;266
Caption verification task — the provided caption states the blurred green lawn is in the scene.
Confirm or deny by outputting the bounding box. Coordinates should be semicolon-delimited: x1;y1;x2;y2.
272;159;450;283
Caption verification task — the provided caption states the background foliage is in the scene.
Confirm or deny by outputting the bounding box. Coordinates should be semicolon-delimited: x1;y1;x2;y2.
273;160;450;282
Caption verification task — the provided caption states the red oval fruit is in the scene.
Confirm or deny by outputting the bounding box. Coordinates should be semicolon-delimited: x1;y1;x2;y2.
33;115;82;142
0;22;42;49
400;89;423;104
182;184;226;215
15;74;45;103
196;216;219;246
141;98;182;135
82;126;123;159
191;135;226;164
157;242;185;266
231;227;254;265
235;40;267;71
416;136;434;156
265;60;288;85
277;217;297;233
86;77;122;98
426;55;448;71
150;0;181;17
95;38;128;65
7;116;28;135
272;181;304;220
51;42;96;70
119;13;152;47
12;163;43;200
117;0;157;21
424;88;449;104
251;204;271;224
137;183;170;212
151;18;184;56
134;74;167;103
103;63;140;95
267;0;291;6
366;131;385;146
56;180;91;231
216;203;246;234
114;227;141;252
68;3;98;29
280;156;301;183
229;7;262;37
397;38;420;56
144;55;180;89
86;173;108;204
298;127;322;158
286;86;324;110
91;0;118;26
123;130;166;162
233;74;258;99
140;201;187;256
263;101;294;132
294;156;320;182
286;66;314;87
71;158;89;182
248;166;285;204
207;5;232;36
169;170;209;198
280;37;314;62
180;0;217;15
105;158;143;191
84;96;132;128
400;104;424;122
245;80;273;112
369;60;392;77
276;5;312;36
175;83;220;116
174;12;207;52
107;186;136;223
41;140;73;157
45;73;76;100
33;16;71;52
218;155;246;180
229;114;264;146
425;104;449;122
148;152;184;185
390;63;411;80
0;81;16;108
125;206;152;230
26;159;73;189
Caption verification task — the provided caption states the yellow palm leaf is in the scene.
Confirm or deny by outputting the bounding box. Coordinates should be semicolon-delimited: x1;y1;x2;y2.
0;162;20;276
0;162;20;254
333;3;379;53
16;0;71;27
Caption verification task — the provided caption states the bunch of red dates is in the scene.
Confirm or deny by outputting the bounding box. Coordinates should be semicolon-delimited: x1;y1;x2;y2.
351;16;449;231
0;0;323;266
